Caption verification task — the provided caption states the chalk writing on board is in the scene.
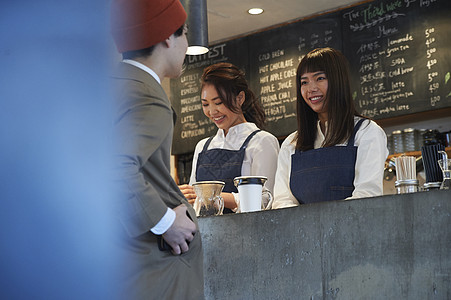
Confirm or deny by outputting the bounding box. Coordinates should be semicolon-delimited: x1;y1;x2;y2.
257;49;297;124
425;27;441;107
342;0;451;119
185;44;227;70
356;27;415;117
175;66;213;143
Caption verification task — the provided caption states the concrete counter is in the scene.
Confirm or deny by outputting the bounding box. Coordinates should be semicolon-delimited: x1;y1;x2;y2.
198;190;451;299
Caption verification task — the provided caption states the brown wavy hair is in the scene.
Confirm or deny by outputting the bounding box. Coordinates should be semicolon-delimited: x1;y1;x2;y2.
201;62;265;129
295;47;363;151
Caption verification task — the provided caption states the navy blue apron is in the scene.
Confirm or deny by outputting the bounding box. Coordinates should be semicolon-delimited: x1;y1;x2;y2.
290;119;366;204
196;130;261;214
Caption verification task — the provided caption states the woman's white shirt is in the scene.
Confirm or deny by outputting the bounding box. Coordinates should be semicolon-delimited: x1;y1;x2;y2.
272;117;388;209
189;122;280;207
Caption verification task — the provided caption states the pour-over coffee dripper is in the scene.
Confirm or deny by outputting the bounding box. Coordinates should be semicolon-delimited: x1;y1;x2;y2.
192;181;225;217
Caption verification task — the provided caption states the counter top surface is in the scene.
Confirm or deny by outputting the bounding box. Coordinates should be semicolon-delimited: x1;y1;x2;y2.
199;190;451;299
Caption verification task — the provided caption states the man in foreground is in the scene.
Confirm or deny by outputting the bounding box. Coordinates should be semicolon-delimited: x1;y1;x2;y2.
110;0;204;298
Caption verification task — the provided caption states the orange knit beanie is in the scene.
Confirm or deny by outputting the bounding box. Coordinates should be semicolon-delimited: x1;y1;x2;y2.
111;0;187;53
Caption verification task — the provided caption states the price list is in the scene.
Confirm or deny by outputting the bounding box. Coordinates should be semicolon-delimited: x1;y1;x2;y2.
342;0;451;119
425;27;440;106
257;49;296;125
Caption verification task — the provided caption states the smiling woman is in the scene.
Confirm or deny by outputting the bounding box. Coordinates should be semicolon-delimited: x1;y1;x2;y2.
272;47;389;208
178;63;280;213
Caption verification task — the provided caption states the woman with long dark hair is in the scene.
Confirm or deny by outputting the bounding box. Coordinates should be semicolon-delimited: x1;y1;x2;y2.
179;62;279;213
272;47;388;208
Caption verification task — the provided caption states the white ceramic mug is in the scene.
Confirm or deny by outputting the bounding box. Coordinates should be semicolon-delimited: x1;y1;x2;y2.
233;176;267;213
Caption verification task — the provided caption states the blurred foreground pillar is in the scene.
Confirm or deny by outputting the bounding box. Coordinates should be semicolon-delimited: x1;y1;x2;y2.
0;1;121;299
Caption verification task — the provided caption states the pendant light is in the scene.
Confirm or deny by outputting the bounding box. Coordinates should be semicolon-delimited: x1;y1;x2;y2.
181;0;209;55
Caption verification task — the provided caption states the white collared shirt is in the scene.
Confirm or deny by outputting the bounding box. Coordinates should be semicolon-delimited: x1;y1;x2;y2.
189;122;280;208
272;117;388;209
123;59;161;84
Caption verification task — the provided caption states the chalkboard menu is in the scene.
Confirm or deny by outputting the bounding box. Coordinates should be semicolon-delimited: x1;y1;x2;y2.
171;0;451;154
341;0;451;119
248;12;342;137
170;38;249;155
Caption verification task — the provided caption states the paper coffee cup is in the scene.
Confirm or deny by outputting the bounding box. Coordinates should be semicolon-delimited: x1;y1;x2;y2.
234;176;267;213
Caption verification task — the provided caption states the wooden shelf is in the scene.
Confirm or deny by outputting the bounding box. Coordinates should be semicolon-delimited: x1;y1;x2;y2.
388;147;451;160
375;107;451;128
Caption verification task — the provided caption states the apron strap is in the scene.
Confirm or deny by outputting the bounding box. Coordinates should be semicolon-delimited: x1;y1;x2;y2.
347;118;366;147
202;129;261;152
240;130;261;150
201;136;215;152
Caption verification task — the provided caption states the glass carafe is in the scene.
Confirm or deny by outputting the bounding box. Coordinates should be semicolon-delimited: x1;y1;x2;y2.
192;181;225;217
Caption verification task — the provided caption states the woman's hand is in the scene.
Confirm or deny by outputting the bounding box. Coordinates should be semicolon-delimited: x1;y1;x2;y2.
179;184;197;204
221;192;238;210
